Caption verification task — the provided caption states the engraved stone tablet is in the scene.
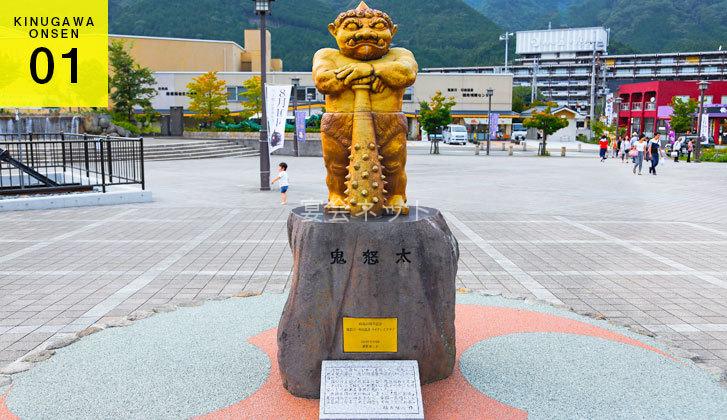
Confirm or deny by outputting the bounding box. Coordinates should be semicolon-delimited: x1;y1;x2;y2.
319;360;424;420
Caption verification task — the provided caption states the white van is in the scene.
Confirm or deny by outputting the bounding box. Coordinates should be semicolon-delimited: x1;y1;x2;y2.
443;124;468;145
512;123;527;142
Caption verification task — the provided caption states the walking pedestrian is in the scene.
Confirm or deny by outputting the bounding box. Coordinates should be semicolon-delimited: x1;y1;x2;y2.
611;135;619;158
687;138;694;163
633;136;647;175
630;132;639;162
620;135;629;162
648;133;661;175
672;137;683;162
599;135;609;162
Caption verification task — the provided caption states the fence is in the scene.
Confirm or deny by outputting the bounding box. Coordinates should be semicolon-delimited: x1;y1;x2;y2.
0;133;145;195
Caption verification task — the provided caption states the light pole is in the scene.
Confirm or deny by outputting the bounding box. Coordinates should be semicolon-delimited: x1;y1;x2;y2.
254;0;274;191
499;32;514;72
486;88;494;156
291;77;300;157
696;80;709;163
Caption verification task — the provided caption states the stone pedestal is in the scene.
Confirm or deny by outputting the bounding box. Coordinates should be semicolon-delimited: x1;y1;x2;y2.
278;206;459;398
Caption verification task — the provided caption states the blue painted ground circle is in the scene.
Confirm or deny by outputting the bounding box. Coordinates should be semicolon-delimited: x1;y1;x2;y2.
460;332;727;419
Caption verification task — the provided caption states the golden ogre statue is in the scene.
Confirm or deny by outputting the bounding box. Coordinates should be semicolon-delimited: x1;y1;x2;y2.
313;1;417;216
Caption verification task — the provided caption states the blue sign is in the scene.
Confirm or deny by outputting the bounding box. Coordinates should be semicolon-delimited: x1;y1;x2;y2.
489;113;499;138
295;111;307;142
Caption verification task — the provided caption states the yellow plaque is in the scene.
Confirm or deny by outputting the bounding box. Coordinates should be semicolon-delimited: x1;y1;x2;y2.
0;0;109;107
342;317;398;353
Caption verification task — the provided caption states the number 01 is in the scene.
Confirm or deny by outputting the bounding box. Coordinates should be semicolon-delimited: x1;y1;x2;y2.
30;47;78;84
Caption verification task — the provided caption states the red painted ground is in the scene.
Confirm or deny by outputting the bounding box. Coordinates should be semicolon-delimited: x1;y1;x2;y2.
201;304;667;419
0;304;668;420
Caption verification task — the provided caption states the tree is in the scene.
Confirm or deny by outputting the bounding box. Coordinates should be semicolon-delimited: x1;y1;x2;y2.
109;40;157;122
239;76;263;119
523;107;569;156
670;97;698;136
187;71;229;126
419;91;456;155
512;86;545;113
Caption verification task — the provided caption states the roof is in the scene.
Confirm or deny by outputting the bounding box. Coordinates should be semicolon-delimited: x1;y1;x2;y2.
110;34;246;52
521;106;580;117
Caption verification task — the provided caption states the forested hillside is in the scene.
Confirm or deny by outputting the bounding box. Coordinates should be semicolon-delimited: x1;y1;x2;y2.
109;0;504;71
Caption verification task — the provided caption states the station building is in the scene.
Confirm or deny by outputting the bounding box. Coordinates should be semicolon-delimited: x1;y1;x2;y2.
616;80;727;143
110;33;514;139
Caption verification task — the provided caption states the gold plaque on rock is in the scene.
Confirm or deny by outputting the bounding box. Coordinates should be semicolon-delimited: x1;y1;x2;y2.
342;317;398;353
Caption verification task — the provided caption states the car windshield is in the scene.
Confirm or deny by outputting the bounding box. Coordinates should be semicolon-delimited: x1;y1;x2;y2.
513;124;525;131
452;126;466;132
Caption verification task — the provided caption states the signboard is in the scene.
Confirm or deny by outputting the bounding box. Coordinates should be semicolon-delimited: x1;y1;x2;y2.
488;113;499;139
342;317;397;353
0;0;109;107
295;110;306;142
319;360;424;420
700;113;710;139
516;27;609;54
265;84;292;154
605;93;614;123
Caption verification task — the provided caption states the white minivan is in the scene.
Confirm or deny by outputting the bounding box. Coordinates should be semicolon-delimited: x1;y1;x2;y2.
443;124;468;145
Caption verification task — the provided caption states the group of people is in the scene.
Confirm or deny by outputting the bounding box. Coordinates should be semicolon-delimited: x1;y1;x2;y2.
599;132;690;175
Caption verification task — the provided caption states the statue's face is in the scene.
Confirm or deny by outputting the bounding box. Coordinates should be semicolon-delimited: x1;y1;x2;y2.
329;16;397;61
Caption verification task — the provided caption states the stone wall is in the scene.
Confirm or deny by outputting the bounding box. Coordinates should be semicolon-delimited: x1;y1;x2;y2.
182;131;323;157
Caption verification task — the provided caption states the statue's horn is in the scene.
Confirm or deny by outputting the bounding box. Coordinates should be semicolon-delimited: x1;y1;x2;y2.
356;1;369;11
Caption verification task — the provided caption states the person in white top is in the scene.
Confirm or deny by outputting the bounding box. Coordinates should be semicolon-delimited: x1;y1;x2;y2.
633;135;647;175
271;162;289;205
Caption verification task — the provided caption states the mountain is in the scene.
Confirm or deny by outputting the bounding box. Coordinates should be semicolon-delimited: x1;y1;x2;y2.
109;0;504;71
467;0;727;54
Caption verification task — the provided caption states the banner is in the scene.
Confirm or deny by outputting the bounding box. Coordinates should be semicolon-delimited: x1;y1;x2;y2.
700;113;710;140
295;111;307;142
605;93;614;123
265;84;292;154
488;113;499;139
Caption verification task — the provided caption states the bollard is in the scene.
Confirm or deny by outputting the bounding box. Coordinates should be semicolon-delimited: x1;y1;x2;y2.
501;142;506;151
522;142;527;152
561;146;567;157
508;144;514;156
578;143;582;152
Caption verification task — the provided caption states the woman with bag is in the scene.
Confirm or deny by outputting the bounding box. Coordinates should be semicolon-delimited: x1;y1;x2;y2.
673;137;683;162
632;136;647;175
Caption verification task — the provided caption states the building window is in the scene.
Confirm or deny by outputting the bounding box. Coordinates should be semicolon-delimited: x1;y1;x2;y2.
673;95;690;103
681;67;696;74
721;96;727;105
631;118;642;133
658;67;674;74
403;87;413;102
227;87;239;101
704;96;713;105
660;57;675;64
644;118;655;134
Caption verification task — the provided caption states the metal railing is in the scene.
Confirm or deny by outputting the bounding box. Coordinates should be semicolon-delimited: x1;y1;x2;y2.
0;133;145;195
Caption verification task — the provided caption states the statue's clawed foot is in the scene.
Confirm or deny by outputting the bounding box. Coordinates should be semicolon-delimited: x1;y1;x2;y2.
325;194;348;212
385;195;409;215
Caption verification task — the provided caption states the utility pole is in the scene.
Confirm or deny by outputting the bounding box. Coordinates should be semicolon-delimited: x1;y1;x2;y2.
696;80;709;163
531;58;539;103
254;0;274;191
589;41;598;138
499;32;514;73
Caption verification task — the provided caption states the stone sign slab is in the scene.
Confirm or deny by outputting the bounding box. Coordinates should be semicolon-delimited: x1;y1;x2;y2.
319;360;424;420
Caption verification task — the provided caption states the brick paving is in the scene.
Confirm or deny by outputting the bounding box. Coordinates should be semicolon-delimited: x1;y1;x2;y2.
2;146;727;378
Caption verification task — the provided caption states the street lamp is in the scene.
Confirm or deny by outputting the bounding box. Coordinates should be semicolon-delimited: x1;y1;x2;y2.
499;32;514;72
485;88;494;156
291;77;300;157
696;80;709;162
253;0;274;190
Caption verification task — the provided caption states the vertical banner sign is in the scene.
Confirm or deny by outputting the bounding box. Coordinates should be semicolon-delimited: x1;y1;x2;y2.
266;84;292;154
605;93;614;124
700;114;710;140
489;113;499;139
295;110;307;142
0;0;109;107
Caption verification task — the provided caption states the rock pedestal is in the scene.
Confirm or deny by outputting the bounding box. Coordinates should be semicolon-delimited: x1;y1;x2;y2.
277;206;459;398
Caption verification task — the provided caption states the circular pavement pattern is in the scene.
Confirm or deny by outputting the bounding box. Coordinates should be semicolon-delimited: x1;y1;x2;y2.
1;294;725;419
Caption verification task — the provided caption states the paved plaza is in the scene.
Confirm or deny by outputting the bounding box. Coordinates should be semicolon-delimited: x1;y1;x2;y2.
2;143;727;384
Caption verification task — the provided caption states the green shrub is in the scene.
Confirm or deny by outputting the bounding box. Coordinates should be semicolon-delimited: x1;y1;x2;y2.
113;120;141;135
700;148;727;163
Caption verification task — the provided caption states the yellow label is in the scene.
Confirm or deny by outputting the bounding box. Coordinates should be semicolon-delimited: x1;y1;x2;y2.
0;0;108;107
342;317;398;353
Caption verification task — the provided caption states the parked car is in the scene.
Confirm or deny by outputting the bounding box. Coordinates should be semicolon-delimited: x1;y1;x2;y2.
442;124;468;145
511;123;527;143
